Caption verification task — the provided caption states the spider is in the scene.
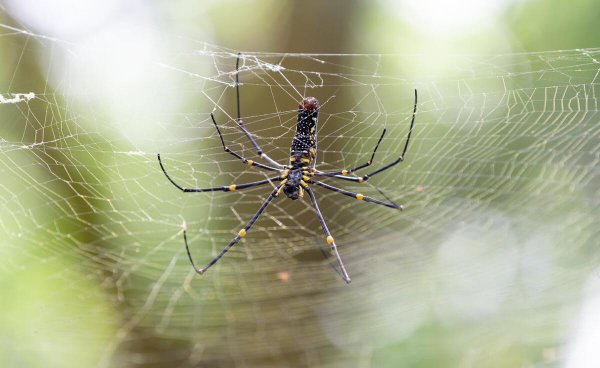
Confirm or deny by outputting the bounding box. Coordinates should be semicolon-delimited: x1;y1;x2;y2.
157;53;417;284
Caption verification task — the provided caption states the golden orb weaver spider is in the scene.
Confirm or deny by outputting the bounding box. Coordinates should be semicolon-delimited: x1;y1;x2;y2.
157;53;417;284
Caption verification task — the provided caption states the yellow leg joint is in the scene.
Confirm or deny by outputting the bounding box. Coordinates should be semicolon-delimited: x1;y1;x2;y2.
326;235;334;245
229;184;237;191
341;170;348;175
356;193;364;200
247;159;254;165
238;229;247;237
302;175;310;182
300;181;308;187
357;177;364;183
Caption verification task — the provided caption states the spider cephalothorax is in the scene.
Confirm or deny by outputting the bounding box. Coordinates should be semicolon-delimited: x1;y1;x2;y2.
280;169;301;198
157;53;417;284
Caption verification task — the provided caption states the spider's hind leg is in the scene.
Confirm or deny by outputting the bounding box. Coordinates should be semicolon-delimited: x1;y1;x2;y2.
210;113;280;172
318;128;387;177
316;89;418;184
234;52;283;168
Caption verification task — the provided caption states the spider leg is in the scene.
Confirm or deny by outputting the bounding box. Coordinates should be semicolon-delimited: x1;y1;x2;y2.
210;113;280;172
311;180;403;210
185;184;282;274
305;187;352;284
234;52;284;168
158;153;280;192
316;89;417;184
318;128;386;176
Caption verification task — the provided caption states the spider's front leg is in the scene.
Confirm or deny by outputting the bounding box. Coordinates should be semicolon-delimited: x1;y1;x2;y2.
185;184;282;274
157;153;281;193
311;180;403;210
305;187;351;284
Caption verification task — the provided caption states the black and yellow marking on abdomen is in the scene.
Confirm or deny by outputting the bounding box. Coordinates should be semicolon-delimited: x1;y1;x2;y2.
290;97;320;166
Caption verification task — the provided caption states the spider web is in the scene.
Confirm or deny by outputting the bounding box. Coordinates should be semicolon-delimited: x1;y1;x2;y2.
1;30;599;367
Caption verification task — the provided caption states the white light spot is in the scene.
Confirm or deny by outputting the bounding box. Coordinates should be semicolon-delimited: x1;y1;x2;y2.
4;0;120;39
123;151;146;156
564;269;600;368
433;209;518;324
318;236;427;349
379;0;513;36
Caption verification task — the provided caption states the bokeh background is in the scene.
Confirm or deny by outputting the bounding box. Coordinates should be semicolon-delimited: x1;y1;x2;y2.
1;1;600;367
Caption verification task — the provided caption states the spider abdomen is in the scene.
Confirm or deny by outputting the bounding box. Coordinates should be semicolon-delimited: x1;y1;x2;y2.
290;97;320;165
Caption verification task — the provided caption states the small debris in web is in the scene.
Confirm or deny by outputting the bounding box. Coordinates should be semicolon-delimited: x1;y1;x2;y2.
276;271;290;283
0;92;35;104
